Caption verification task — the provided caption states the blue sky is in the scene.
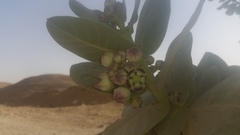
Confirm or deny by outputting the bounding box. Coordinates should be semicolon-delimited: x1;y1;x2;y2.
0;0;240;83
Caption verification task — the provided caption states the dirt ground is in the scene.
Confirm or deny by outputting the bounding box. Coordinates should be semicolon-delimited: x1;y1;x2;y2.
0;102;123;135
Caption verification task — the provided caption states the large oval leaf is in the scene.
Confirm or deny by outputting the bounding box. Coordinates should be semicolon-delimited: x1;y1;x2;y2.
164;33;193;85
154;107;189;135
228;65;240;76
194;52;229;96
70;62;110;93
46;17;134;63
155;0;205;105
102;102;170;135
135;0;171;55
69;0;102;21
157;33;194;106
184;74;240;135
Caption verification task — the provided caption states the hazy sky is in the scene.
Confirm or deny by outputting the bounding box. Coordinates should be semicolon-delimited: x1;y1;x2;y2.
1;0;240;83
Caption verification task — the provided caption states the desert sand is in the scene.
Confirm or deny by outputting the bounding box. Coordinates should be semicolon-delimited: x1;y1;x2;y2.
0;74;124;135
0;102;123;135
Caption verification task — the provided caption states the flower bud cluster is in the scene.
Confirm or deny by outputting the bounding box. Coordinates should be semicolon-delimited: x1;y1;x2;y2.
94;47;145;107
101;0;126;29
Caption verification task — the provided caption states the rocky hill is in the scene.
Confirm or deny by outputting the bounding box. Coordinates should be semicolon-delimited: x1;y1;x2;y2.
0;74;113;107
0;82;11;89
0;75;124;135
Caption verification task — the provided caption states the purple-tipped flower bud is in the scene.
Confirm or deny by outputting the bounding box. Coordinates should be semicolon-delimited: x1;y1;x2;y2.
114;1;127;22
124;62;137;72
113;86;130;104
111;70;128;85
126;47;143;62
94;73;114;91
101;52;114;67
104;0;115;17
104;5;114;17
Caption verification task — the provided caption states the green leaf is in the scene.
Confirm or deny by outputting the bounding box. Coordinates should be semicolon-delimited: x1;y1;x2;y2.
157;33;194;106
184;74;240;135
228;65;240;76
154;106;189;135
164;33;193;85
102;102;170;135
70;62;110;93
194;52;229;96
155;0;206;105
69;0;102;21
46;17;134;63
144;129;158;135
135;0;170;55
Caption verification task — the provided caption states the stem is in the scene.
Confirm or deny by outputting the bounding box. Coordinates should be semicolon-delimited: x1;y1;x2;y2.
127;0;141;27
140;59;170;105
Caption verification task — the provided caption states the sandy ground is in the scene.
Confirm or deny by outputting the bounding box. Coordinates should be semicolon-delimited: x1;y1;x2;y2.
0;102;123;135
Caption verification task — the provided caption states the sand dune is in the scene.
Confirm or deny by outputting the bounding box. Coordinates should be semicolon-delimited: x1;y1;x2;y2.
0;102;123;135
0;82;11;89
0;74;113;107
0;74;124;135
